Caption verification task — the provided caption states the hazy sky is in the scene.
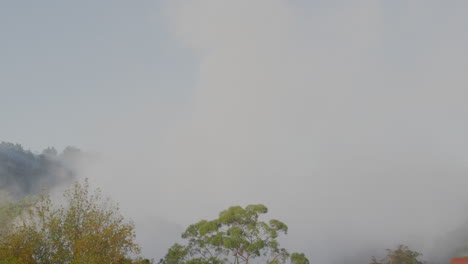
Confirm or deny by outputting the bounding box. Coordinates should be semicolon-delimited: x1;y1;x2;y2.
2;1;468;264
1;0;196;152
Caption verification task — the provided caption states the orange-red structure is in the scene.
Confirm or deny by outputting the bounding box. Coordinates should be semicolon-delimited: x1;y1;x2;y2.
451;258;468;264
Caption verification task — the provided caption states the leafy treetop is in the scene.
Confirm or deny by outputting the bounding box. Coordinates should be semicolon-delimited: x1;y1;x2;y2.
371;244;423;264
165;204;308;264
0;179;147;264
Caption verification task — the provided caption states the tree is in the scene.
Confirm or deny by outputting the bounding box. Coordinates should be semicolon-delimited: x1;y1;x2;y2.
290;253;309;264
371;244;423;264
42;147;57;156
0;179;144;264
0;191;33;232
0;142;79;199
164;204;309;264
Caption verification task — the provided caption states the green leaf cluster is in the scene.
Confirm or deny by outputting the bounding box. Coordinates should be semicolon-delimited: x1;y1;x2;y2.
165;204;308;264
371;244;423;264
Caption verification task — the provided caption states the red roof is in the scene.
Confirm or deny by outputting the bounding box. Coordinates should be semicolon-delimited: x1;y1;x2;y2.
451;258;468;264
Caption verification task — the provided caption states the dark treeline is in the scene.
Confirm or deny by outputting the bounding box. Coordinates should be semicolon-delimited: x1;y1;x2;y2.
0;142;82;199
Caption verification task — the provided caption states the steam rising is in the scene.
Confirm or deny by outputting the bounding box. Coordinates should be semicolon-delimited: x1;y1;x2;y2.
78;1;468;263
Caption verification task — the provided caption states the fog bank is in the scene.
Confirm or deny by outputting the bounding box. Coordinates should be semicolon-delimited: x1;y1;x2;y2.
82;1;468;263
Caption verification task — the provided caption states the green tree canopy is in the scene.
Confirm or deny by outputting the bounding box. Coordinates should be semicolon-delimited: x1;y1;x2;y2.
371;244;423;264
164;204;309;264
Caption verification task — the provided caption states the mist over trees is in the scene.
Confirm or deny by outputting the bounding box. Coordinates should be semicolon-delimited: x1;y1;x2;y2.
0;178;430;264
0;179;152;264
0;141;462;264
0;142;83;199
371;245;423;264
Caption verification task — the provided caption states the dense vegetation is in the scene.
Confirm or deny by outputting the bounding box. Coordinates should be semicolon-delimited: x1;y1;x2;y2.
371;245;423;264
0;142;82;199
0;179;151;264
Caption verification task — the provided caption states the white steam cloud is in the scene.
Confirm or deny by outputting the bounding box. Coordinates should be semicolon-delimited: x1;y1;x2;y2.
83;1;468;264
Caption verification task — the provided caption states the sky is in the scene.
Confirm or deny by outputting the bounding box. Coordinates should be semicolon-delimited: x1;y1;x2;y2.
0;0;196;152
2;1;468;264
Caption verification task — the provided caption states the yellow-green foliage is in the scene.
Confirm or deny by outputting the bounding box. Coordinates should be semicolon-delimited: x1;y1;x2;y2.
0;191;34;233
0;179;143;264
